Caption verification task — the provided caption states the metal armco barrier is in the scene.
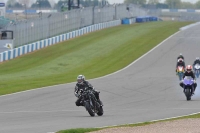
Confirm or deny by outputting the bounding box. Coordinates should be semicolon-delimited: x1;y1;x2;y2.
0;20;121;62
3;4;147;48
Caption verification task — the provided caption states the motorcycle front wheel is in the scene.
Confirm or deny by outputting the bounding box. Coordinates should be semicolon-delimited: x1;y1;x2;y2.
97;106;104;116
185;88;191;101
85;102;95;117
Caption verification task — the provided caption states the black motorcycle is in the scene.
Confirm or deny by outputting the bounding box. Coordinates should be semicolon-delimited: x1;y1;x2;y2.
80;88;103;117
182;76;194;101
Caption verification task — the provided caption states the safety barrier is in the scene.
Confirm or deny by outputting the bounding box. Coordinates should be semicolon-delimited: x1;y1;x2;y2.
121;16;158;25
0;20;121;62
6;9;57;14
161;9;200;13
136;16;158;23
121;17;136;24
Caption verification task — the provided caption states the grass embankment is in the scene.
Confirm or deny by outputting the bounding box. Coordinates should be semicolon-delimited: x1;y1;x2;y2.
0;21;192;95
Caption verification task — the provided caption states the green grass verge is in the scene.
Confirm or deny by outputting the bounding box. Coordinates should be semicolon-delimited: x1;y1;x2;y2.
0;21;192;95
57;113;200;133
57;128;101;133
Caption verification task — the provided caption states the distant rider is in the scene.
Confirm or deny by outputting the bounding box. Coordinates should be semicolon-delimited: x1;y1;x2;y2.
177;53;184;61
176;58;185;72
74;75;103;106
193;57;200;69
180;65;197;95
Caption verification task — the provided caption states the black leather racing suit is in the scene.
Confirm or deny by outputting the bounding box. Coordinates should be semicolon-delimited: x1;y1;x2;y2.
180;71;197;93
74;81;102;106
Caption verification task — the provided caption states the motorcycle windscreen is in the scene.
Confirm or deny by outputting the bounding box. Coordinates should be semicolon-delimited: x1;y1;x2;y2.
183;76;194;85
195;64;200;69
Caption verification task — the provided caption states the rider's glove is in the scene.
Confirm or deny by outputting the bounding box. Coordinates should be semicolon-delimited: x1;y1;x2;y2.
75;92;79;98
78;94;81;98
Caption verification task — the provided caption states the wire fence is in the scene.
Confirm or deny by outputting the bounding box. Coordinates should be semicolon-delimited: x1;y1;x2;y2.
3;4;148;47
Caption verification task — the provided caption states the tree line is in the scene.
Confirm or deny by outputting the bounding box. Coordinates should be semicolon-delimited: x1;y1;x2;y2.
125;0;200;9
6;0;200;9
6;0;101;10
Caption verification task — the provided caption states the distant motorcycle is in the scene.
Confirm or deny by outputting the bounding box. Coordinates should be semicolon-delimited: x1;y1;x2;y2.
194;63;200;78
80;88;103;117
176;66;184;81
182;76;194;101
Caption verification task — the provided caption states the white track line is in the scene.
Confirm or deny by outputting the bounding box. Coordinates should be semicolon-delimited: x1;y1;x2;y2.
180;22;200;31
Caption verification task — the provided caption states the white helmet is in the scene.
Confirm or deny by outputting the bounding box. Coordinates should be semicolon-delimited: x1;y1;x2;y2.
196;57;199;60
178;58;183;63
186;65;192;73
77;75;85;84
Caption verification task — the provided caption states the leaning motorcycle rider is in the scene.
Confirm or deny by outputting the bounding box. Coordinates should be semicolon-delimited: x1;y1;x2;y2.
74;75;103;106
176;58;185;72
193;57;200;69
180;65;197;95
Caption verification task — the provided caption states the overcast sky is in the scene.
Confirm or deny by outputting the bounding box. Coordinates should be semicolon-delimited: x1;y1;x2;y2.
0;0;199;5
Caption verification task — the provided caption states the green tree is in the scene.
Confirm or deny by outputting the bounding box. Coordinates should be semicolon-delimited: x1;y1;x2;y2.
164;0;181;9
6;0;23;8
195;0;200;9
155;3;168;8
54;0;68;11
181;2;195;9
80;0;99;7
148;0;160;4
55;0;99;10
13;2;23;8
6;0;17;7
31;0;51;8
124;0;146;5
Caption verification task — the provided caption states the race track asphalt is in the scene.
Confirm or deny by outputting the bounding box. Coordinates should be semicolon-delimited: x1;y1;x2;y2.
0;24;200;133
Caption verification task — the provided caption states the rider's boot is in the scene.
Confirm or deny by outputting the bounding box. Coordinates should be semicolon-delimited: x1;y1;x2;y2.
192;84;197;95
192;88;195;95
80;100;84;106
192;92;195;95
